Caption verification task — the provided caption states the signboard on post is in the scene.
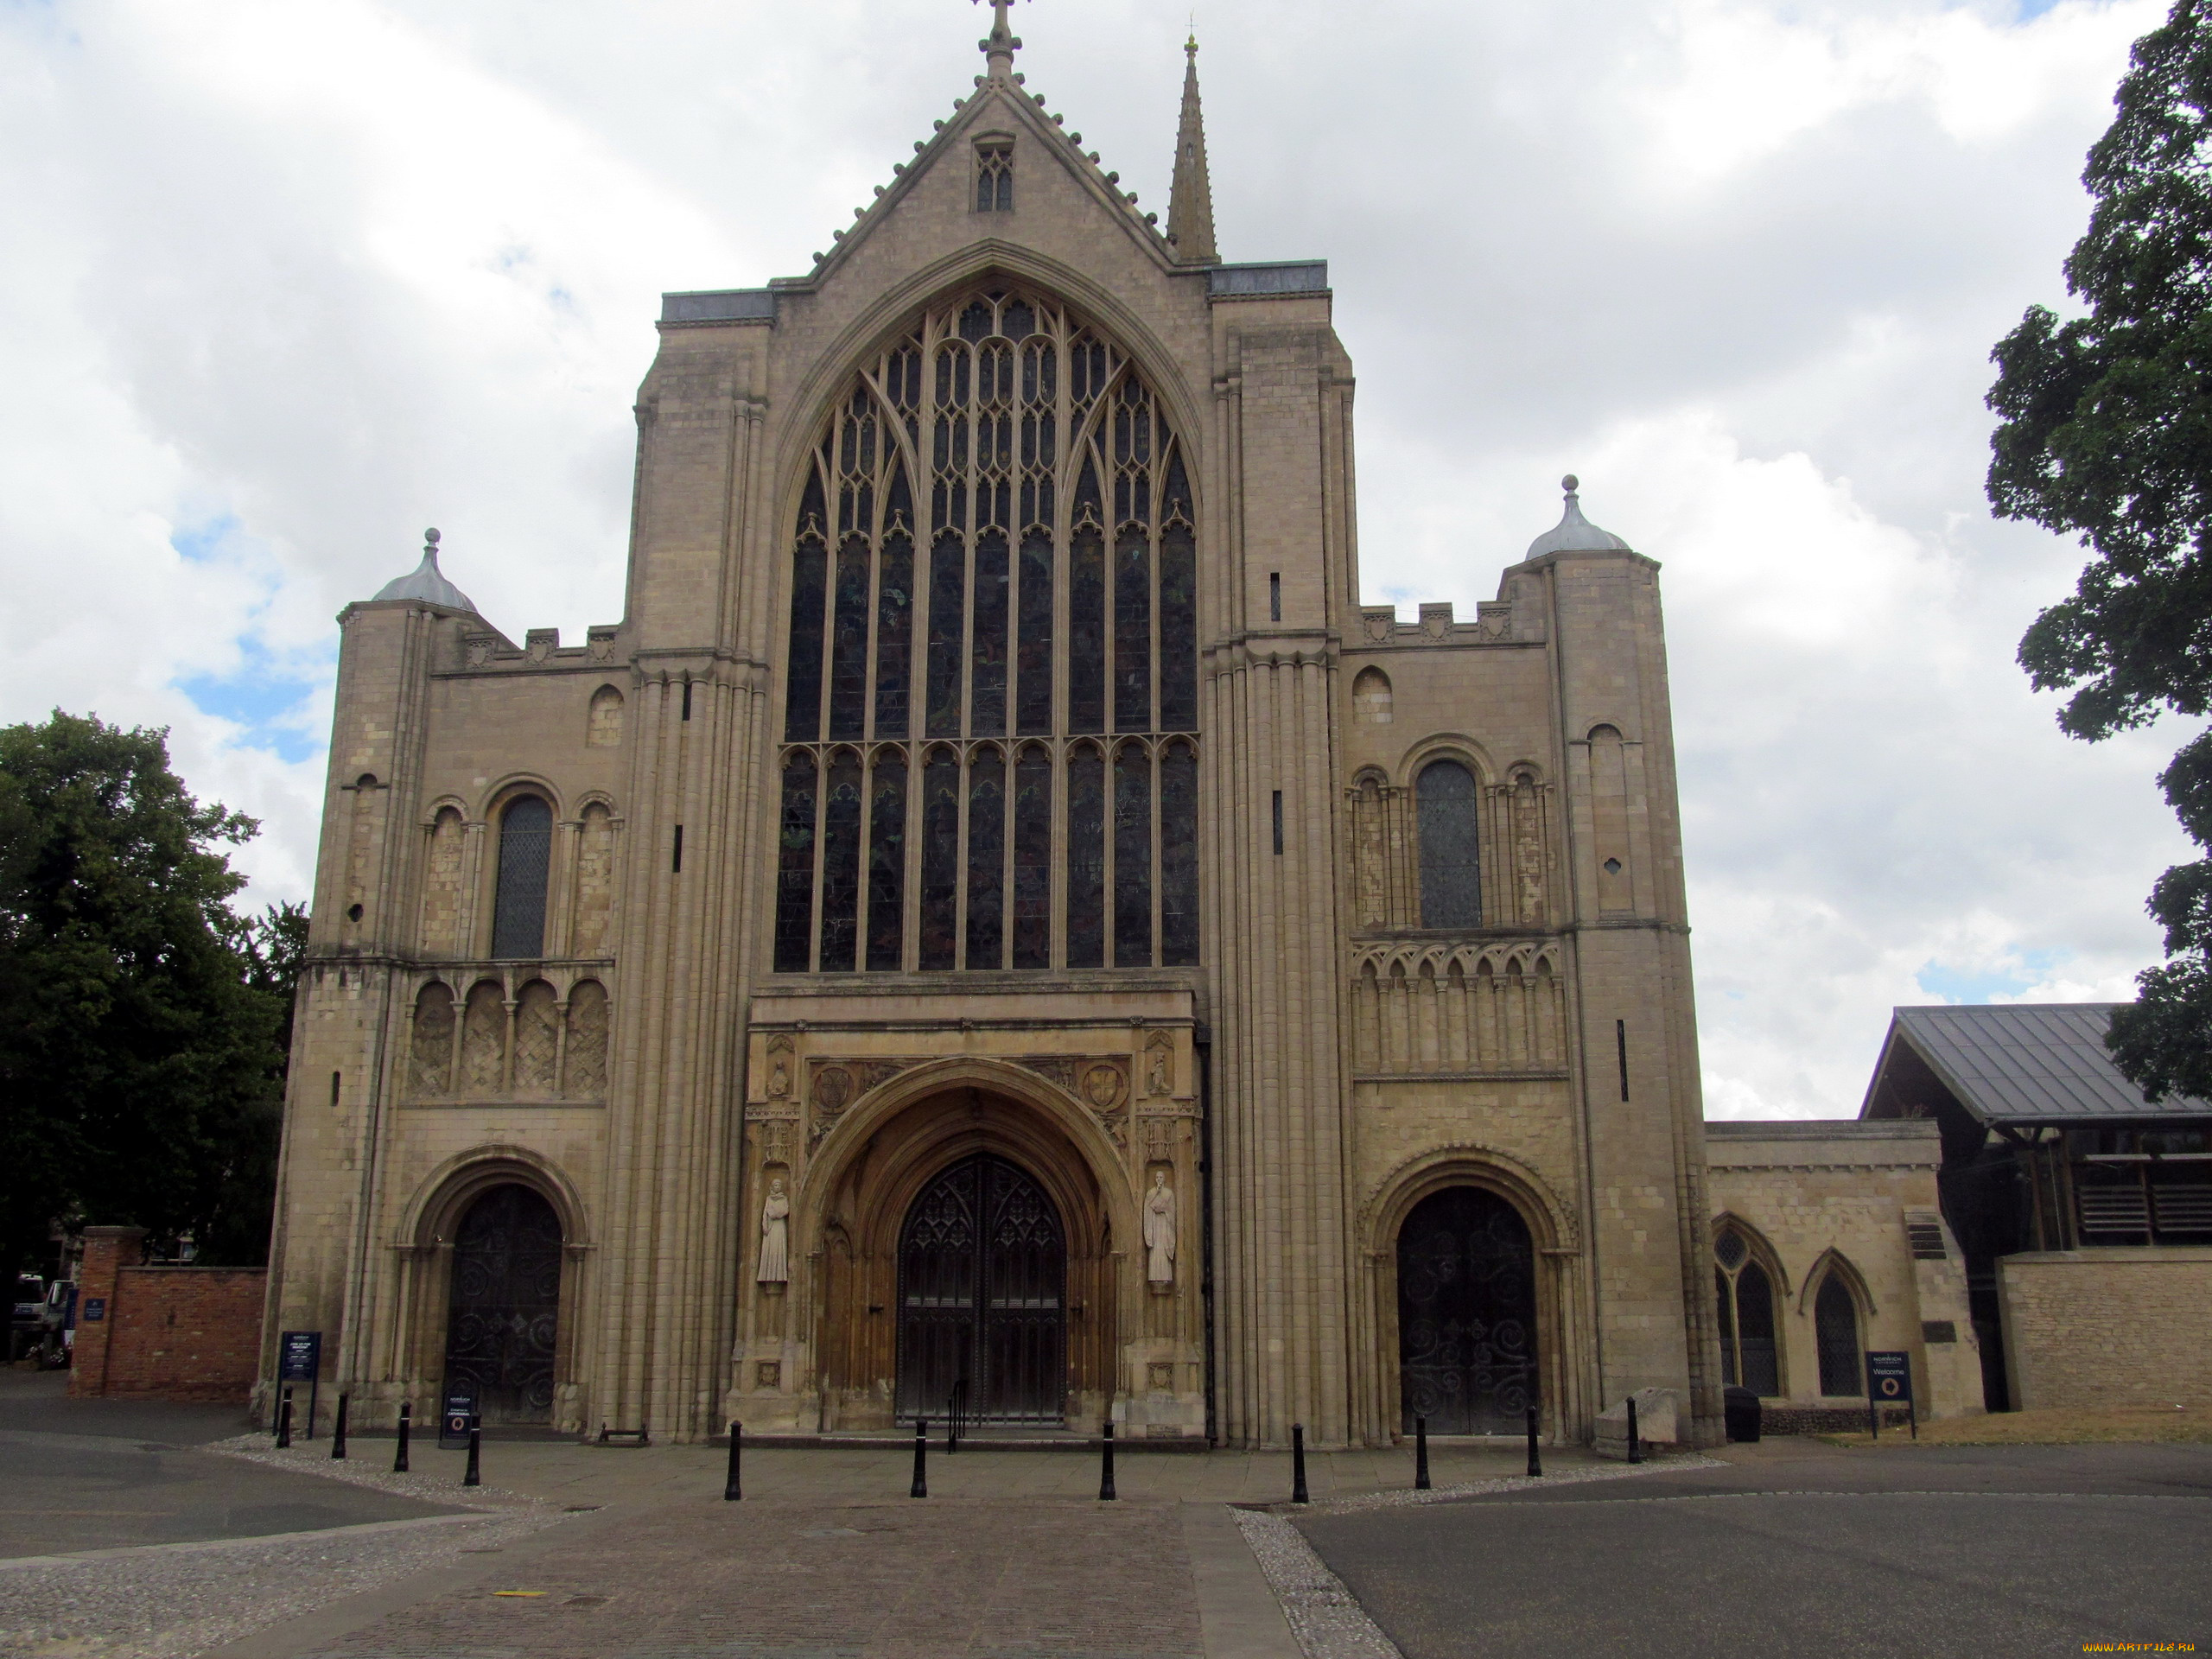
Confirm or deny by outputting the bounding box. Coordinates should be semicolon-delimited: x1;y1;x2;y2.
277;1330;321;1381
278;1331;321;1440
440;1382;479;1451
1866;1351;1915;1440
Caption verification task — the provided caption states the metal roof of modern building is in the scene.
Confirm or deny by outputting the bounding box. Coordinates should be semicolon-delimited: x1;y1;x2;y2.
1862;1002;2212;1128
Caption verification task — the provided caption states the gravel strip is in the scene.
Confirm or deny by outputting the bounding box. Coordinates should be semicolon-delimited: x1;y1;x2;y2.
0;1435;572;1659
1232;1510;1401;1659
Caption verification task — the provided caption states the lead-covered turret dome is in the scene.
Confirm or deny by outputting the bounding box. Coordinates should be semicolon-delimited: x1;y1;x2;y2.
1526;475;1631;557
372;529;476;612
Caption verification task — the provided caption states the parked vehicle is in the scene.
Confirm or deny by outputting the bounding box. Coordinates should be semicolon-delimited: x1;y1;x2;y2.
32;1280;76;1370
9;1274;43;1363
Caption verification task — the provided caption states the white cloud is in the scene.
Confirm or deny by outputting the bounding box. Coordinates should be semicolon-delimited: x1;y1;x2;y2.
0;0;2195;1116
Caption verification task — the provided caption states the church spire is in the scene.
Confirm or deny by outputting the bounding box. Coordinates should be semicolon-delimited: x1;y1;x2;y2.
1167;33;1218;264
976;0;1021;83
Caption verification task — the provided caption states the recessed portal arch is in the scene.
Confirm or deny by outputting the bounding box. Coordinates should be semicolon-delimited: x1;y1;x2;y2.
1395;1185;1537;1434
442;1182;563;1424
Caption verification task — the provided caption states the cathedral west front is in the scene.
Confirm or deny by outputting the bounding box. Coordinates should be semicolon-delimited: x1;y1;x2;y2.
260;8;1727;1450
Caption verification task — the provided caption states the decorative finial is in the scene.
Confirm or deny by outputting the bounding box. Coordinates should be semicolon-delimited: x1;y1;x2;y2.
973;0;1023;80
1561;475;1578;494
424;527;441;552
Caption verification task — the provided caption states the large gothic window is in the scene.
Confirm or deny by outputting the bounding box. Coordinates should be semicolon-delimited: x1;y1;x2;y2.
1713;1226;1781;1396
776;288;1200;973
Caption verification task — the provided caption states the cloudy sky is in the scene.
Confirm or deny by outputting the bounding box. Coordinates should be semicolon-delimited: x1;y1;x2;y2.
2;0;2196;1118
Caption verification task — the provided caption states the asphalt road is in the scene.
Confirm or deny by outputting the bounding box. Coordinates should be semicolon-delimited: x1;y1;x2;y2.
1296;1440;2212;1659
0;1369;461;1558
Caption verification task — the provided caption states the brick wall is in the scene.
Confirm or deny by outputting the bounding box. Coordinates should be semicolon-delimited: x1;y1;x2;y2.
1999;1248;2212;1411
69;1224;268;1404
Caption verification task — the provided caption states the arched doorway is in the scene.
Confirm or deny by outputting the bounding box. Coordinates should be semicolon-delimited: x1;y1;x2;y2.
1397;1185;1537;1434
443;1183;563;1423
895;1153;1065;1425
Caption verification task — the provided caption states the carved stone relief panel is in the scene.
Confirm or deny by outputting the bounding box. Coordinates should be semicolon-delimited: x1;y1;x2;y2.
806;1058;923;1142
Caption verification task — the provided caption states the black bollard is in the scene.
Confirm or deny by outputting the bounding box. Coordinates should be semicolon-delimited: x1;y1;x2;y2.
463;1421;481;1488
331;1393;349;1459
394;1402;411;1473
1099;1421;1117;1502
724;1421;742;1502
910;1418;928;1498
1414;1415;1431;1491
1291;1422;1310;1504
276;1389;293;1449
1525;1406;1542;1478
1626;1397;1643;1465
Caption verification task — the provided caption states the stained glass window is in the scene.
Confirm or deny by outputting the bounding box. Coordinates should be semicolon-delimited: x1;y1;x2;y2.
491;796;552;959
773;755;817;971
966;747;1005;969
1417;760;1483;929
1114;743;1153;966
1160;741;1198;966
1066;746;1105;969
818;753;863;972
867;755;906;971
777;289;1203;974
1013;747;1052;969
919;749;959;971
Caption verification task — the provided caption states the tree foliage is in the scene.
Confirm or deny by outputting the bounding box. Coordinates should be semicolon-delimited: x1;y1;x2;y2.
1987;0;2212;1102
0;712;298;1273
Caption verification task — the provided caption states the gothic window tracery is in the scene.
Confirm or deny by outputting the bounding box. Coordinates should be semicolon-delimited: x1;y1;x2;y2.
975;139;1014;212
775;288;1199;973
1713;1226;1781;1396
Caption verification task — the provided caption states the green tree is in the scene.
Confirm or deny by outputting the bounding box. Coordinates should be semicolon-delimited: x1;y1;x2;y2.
0;712;292;1274
1986;0;2212;1102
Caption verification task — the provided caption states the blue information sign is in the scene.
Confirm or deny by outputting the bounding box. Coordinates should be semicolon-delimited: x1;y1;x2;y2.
1866;1351;1914;1439
277;1330;321;1382
80;1297;105;1323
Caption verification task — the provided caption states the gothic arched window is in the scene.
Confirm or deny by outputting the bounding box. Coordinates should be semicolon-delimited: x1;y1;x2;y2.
1416;760;1482;929
1713;1226;1781;1396
776;288;1200;974
491;795;553;958
1815;1271;1864;1396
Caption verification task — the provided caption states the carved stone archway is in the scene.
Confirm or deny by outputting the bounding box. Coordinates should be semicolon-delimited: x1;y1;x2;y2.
791;1061;1139;1433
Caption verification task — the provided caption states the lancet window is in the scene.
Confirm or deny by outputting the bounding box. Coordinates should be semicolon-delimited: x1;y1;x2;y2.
775;288;1199;974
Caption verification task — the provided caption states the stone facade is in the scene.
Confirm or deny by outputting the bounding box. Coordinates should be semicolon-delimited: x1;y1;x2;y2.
1704;1121;1981;1421
258;21;1722;1446
1999;1248;2212;1410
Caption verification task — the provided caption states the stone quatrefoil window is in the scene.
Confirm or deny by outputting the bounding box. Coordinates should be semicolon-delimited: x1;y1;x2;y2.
776;289;1199;974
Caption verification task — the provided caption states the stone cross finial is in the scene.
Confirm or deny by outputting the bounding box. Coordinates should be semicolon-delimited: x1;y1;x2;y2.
974;0;1023;79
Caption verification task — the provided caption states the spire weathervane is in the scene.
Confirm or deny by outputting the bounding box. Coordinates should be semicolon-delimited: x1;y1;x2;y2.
974;0;1023;80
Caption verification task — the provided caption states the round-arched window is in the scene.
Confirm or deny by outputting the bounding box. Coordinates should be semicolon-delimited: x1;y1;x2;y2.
491;796;553;959
1416;760;1482;929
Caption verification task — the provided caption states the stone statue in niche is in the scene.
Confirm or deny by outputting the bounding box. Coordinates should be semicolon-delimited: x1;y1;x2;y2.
1146;1033;1173;1097
766;1051;791;1099
1143;1168;1177;1290
756;1175;791;1287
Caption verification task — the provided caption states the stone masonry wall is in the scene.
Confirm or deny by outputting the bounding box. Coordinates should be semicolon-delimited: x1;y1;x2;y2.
1999;1248;2212;1410
70;1225;266;1405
